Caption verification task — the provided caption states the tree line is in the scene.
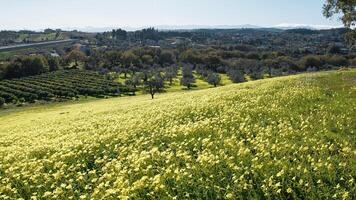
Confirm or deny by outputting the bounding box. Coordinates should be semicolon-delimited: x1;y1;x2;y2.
1;46;355;86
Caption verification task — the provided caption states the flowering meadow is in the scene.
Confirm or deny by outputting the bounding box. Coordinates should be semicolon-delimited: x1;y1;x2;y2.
0;70;355;199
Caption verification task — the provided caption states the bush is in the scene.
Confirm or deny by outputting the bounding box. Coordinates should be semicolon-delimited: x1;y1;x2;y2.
4;55;49;79
300;55;323;70
324;55;348;67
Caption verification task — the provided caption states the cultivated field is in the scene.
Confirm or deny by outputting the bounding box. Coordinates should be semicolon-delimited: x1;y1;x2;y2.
0;70;129;104
0;70;355;199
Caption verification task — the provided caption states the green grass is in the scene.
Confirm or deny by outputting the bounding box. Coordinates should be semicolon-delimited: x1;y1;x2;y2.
0;69;355;199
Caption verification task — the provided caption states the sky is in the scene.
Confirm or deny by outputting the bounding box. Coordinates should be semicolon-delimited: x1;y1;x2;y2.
0;0;343;30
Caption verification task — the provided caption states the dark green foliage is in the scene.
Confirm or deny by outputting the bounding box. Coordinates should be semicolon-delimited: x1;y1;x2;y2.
111;29;127;40
325;55;348;67
4;55;49;79
0;91;18;103
121;51;139;78
179;49;203;64
323;0;356;44
300;55;323;70
0;97;4;107
66;50;86;66
47;56;60;71
0;63;7;80
158;51;175;66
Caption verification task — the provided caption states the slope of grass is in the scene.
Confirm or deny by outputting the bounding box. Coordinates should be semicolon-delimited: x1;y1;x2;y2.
0;70;355;199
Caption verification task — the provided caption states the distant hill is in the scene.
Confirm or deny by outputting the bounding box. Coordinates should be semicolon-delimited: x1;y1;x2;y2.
35;24;342;33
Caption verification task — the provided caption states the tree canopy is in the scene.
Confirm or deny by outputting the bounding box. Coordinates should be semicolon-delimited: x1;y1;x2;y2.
323;0;356;44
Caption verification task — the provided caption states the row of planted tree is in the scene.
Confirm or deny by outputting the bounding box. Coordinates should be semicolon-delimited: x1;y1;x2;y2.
0;70;133;106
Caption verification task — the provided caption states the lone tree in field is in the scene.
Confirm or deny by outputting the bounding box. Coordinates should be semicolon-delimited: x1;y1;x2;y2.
206;72;221;87
323;0;356;44
66;50;86;67
181;64;195;89
143;70;165;99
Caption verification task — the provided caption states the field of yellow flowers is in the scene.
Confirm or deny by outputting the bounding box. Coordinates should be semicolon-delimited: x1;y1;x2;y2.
0;69;355;199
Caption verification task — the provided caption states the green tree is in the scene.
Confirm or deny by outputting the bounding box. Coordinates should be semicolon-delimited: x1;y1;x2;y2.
300;55;323;70
66;50;86;67
159;50;175;66
121;51;139;78
143;70;165;99
4;56;49;79
105;51;122;69
125;73;142;95
323;0;356;44
47;57;60;71
227;69;245;83
165;65;178;85
206;72;221;87
180;64;195;89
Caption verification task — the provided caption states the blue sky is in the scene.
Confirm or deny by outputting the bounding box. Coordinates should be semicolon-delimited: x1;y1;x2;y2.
0;0;343;30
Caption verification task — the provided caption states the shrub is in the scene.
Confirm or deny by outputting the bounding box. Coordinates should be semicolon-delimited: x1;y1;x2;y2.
300;55;323;70
4;55;49;79
324;55;348;67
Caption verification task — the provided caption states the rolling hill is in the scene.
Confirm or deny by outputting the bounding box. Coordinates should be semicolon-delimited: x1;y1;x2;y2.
0;70;355;199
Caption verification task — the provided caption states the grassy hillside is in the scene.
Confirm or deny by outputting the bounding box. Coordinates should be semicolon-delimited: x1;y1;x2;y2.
0;70;355;199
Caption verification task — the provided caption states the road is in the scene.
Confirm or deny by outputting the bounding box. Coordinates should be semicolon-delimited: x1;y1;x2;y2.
0;39;75;51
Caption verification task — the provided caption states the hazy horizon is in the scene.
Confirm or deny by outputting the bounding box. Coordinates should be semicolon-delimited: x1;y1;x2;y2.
0;0;343;31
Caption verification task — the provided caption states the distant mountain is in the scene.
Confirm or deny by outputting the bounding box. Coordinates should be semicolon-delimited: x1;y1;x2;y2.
155;24;262;30
273;23;343;30
72;24;342;32
68;25;262;32
3;24;343;33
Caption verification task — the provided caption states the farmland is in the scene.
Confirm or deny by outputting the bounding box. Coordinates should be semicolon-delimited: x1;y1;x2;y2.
0;69;355;199
0;70;130;105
